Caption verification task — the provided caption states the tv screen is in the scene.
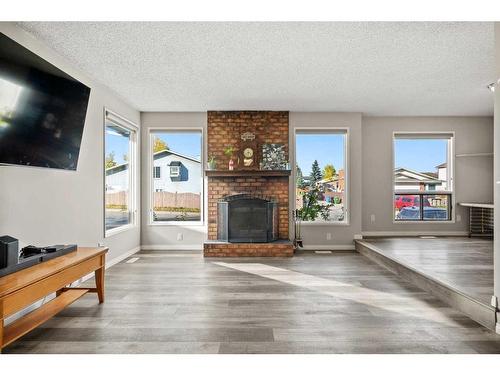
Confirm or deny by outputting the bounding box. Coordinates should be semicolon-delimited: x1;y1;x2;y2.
0;32;91;170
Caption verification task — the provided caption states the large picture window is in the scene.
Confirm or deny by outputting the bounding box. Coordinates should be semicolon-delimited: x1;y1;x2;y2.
150;130;202;223
104;110;137;234
393;133;453;222
295;129;347;223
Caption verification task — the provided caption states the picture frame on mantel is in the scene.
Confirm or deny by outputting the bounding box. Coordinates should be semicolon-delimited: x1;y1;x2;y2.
261;143;287;170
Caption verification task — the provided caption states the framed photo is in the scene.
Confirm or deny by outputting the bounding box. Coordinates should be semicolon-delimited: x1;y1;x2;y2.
261;143;287;170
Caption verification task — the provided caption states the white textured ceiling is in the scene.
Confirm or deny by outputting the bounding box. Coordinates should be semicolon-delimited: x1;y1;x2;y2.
18;22;495;115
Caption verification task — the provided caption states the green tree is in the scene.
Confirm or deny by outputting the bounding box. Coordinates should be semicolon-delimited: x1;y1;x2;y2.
323;164;336;179
296;164;306;188
310;160;322;183
105;152;117;169
153;137;168;153
298;185;333;222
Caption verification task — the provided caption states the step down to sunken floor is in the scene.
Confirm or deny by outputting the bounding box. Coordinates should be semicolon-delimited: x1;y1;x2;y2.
354;239;496;331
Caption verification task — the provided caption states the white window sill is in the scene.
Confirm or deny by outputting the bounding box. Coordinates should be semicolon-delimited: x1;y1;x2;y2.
392;219;456;224
300;221;350;226
105;224;136;238
148;221;205;227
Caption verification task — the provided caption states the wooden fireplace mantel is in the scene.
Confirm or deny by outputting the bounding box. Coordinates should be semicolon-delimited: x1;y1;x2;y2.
205;170;291;178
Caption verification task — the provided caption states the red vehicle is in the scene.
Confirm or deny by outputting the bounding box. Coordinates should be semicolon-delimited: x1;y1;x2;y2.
394;195;430;210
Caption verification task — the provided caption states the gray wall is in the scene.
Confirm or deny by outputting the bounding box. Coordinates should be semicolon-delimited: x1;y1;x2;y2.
0;23;141;263
363;116;493;235
140;112;207;249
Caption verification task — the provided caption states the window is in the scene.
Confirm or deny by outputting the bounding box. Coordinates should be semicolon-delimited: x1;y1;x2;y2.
295;129;348;223
153;166;161;179
150;130;202;223
393;133;453;222
169;164;180;178
104;110;137;234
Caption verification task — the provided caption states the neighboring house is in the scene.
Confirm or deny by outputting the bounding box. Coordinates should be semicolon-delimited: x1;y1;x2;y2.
315;169;345;203
105;163;128;192
394;167;443;191
436;162;448;190
106;149;201;194
151;149;201;194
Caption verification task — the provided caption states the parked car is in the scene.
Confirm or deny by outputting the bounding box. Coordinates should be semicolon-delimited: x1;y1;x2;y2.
397;206;448;220
394;195;430;210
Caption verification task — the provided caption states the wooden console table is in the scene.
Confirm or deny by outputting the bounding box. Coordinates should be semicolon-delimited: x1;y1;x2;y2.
0;247;108;352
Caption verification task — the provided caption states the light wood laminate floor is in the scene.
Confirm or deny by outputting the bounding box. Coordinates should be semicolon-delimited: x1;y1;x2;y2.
359;237;493;305
4;250;500;354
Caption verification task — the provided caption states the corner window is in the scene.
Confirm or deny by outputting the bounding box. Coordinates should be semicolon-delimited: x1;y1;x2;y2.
393;133;453;221
104;110;137;234
150;130;202;223
295;129;348;223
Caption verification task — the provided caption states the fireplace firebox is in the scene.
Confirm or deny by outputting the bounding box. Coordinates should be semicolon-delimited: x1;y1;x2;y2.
217;194;278;243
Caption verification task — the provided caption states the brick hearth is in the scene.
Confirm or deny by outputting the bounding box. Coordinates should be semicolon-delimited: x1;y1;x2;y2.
204;111;293;257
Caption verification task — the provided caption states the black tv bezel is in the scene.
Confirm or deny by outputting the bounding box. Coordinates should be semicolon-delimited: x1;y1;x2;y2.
0;32;92;171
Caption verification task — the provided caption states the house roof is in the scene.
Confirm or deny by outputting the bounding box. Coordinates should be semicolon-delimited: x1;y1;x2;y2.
436;162;447;169
153;149;201;164
105;162;128;175
394;167;442;184
106;149;200;175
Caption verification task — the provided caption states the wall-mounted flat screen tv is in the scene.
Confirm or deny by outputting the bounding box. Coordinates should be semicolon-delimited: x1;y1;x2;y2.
0;32;91;170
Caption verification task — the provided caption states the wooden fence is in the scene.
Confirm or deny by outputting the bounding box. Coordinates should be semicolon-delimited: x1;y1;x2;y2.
153;192;200;210
106;191;128;207
105;191;200;210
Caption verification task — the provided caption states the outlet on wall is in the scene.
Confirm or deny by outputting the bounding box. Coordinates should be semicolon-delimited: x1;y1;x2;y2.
177;233;183;241
456;214;461;222
326;233;332;240
370;214;376;223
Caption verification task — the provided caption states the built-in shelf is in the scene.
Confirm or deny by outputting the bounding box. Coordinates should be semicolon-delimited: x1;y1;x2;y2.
456;153;493;158
205;169;291;177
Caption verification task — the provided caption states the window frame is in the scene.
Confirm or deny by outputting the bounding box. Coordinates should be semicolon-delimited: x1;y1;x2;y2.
293;127;350;226
148;127;204;226
103;108;139;238
392;131;455;224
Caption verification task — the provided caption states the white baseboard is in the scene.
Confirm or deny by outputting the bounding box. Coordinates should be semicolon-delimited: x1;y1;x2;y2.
300;244;355;251
106;246;142;269
361;231;469;237
140;244;203;251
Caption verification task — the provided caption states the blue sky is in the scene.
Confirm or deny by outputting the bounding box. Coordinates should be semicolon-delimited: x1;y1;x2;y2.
394;139;447;172
105;129;201;165
296;134;345;175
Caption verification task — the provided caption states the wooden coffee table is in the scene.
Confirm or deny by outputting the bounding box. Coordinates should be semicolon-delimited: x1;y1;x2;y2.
0;247;108;352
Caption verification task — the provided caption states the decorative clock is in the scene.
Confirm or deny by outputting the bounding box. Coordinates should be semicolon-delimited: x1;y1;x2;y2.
238;132;258;169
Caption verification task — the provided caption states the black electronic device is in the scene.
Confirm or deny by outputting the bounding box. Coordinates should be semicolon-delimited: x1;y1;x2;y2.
0;32;91;170
0;237;77;277
0;235;19;268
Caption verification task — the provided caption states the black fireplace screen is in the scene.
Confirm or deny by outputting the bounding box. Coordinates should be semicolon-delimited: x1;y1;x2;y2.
218;194;278;243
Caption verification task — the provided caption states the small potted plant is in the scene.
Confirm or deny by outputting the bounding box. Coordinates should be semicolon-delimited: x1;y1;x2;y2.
207;155;217;170
223;146;236;170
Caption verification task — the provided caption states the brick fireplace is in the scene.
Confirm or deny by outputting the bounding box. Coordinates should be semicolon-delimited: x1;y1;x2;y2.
204;111;293;257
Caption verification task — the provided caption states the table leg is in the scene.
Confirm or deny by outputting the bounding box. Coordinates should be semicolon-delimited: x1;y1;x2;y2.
0;302;4;353
95;266;105;304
